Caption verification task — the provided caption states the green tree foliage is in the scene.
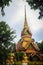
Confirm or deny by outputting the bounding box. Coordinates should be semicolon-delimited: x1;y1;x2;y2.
15;52;24;61
26;0;43;19
0;0;12;16
0;21;16;65
0;21;16;48
9;43;16;53
37;41;43;53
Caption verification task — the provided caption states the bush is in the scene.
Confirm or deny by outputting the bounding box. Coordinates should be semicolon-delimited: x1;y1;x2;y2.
12;61;43;65
15;52;24;61
28;62;43;65
14;62;22;65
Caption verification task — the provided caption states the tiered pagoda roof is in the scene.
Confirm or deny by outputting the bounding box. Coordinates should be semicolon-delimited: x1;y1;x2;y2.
16;6;40;53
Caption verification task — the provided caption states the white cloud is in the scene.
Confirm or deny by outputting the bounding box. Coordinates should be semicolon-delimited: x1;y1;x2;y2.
38;40;43;43
0;0;43;42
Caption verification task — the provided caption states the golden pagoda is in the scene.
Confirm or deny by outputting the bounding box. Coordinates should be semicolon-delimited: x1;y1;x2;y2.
16;6;42;61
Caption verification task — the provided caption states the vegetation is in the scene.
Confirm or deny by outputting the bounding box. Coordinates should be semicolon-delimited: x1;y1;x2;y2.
0;21;16;65
0;0;12;16
7;61;43;65
14;62;22;65
26;0;43;19
28;62;43;65
15;52;24;61
37;41;43;54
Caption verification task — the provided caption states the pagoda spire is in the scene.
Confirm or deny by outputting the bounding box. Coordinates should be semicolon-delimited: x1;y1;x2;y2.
21;5;32;37
24;5;28;29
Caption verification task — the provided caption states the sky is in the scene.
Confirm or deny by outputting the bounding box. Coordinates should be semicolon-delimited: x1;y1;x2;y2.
0;0;43;43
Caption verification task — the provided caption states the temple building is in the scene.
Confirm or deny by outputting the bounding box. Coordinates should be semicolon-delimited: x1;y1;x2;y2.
16;6;42;61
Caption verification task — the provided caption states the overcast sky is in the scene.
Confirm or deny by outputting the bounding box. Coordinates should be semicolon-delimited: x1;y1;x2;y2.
0;0;43;43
